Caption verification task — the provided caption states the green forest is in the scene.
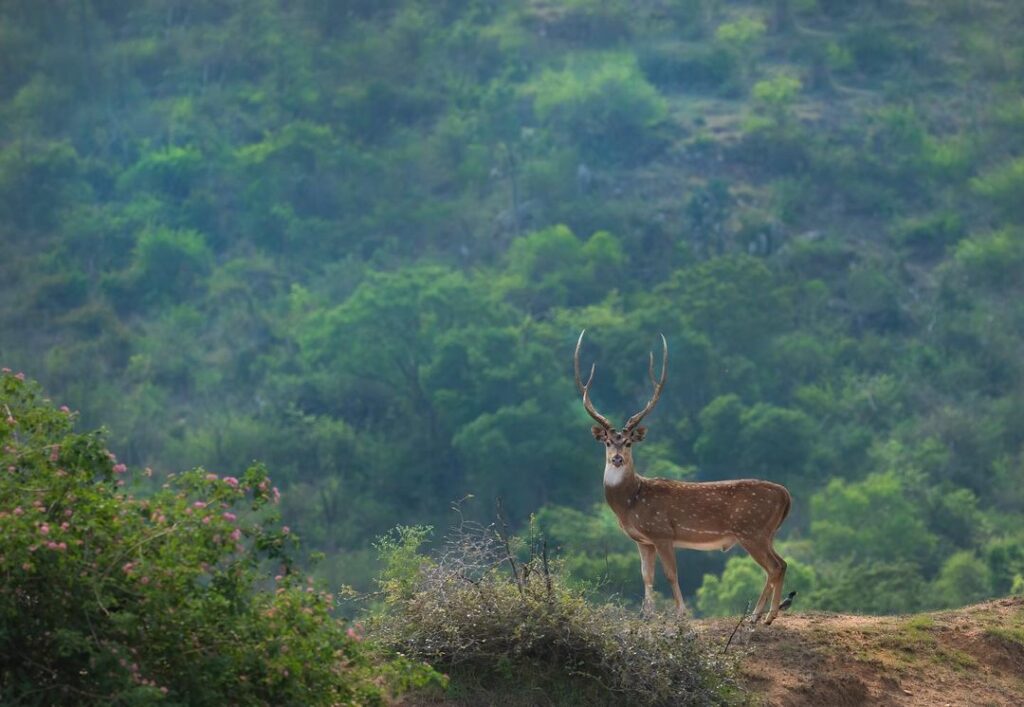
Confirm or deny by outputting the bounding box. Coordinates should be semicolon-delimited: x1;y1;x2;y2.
2;1;1024;698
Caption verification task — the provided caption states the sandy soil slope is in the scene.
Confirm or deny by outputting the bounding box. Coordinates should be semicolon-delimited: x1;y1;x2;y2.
699;597;1024;706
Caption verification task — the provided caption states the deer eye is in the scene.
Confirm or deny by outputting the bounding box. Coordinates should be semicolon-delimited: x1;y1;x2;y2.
605;441;611;447
625;442;631;448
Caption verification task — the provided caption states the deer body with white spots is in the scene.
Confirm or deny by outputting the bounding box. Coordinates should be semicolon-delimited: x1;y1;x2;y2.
574;330;792;624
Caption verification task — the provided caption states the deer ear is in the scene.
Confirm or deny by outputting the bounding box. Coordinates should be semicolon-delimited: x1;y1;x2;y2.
592;425;608;441
630;426;647;442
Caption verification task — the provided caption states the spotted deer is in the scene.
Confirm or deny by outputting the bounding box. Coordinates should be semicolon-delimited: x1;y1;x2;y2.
574;330;792;624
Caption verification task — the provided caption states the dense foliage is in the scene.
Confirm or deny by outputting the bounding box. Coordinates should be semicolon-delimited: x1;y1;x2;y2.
0;371;442;704
2;0;1024;617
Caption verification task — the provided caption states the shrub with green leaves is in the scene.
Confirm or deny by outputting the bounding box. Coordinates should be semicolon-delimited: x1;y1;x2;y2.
527;53;668;165
368;521;737;706
0;371;443;705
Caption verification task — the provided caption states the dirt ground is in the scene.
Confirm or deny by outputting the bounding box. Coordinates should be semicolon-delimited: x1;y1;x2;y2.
699;597;1024;706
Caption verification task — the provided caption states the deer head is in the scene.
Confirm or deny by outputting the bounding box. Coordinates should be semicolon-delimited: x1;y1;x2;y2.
573;330;667;470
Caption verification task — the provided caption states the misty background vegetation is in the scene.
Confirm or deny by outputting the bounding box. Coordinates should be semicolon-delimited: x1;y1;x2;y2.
2;0;1024;617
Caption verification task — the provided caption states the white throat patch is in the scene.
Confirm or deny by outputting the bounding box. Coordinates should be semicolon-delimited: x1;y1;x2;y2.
604;464;630;487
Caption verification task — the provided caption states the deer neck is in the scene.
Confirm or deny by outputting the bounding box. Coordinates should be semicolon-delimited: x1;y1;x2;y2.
604;459;641;509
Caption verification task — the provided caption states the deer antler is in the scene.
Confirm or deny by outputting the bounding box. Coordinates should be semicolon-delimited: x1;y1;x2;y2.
623;333;668;432
574;330;613;430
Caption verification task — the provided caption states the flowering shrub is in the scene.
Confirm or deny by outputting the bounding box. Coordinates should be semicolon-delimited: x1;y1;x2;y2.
0;371;444;704
368;522;738;706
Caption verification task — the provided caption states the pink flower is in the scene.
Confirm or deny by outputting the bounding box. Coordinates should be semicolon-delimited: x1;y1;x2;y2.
346;627;362;642
22;562;31;571
274;575;283;582
223;476;239;488
193;501;206;509
140;576;150;585
222;512;237;522
282;526;290;535
7;466;15;473
272;487;281;503
50;446;60;462
122;562;134;573
63;509;72;517
14;372;24;380
39;523;50;535
1;367;9;373
202;516;211;524
59;405;70;413
113;463;127;474
57;542;67;551
60;522;69;531
230;528;242;541
206;473;219;481
116;480;125;487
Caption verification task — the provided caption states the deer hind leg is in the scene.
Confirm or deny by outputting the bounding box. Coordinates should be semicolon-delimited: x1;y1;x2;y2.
637;542;657;616
654;542;686;617
763;546;788;625
740;539;785;625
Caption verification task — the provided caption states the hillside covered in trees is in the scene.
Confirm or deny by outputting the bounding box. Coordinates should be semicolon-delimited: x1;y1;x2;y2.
2;0;1024;619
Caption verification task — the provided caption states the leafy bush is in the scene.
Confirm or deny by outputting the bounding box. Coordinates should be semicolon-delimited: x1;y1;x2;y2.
810;473;939;570
842;25;914;76
810;561;930;615
527;54;668;165
368;521;737;706
891;212;965;259
637;44;738;92
714;16;765;82
933;551;993;608
971;157;1024;222
0;371;442;705
950;228;1024;288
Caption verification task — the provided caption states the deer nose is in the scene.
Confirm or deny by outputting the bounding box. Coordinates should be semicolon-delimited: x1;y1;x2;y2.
611;454;624;467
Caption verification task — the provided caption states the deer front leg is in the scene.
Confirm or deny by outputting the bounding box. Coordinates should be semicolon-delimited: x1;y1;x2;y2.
654;542;686;617
637;542;657;616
